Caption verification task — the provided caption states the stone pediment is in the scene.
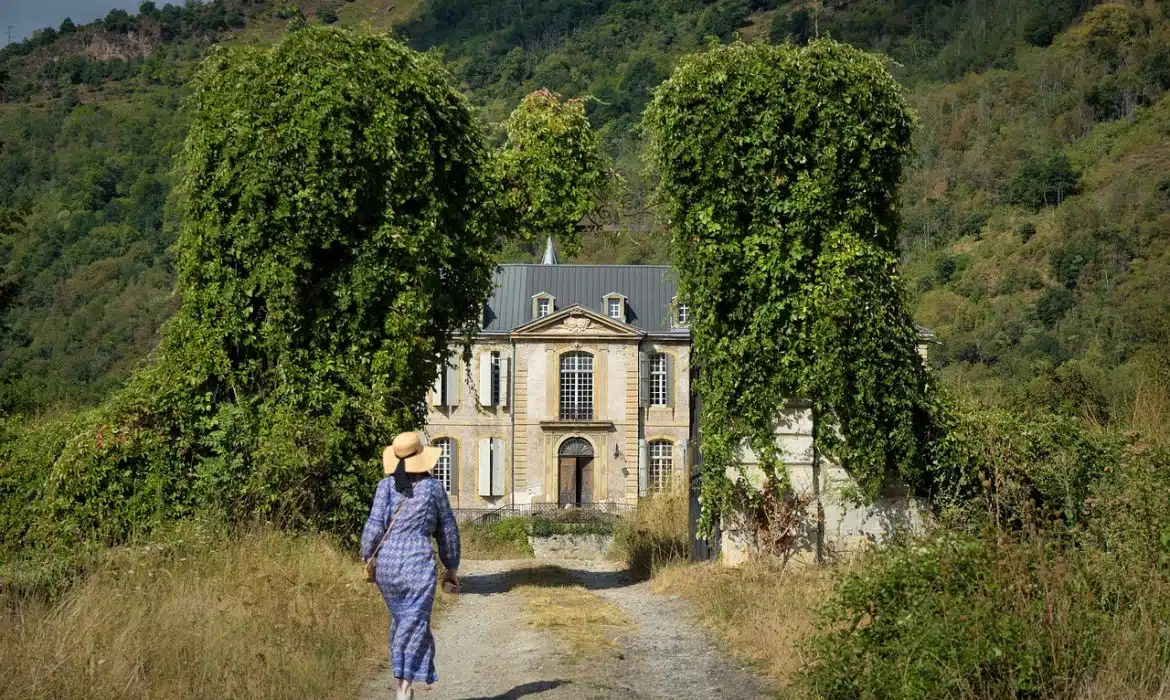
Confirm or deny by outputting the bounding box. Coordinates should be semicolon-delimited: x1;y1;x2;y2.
511;305;643;340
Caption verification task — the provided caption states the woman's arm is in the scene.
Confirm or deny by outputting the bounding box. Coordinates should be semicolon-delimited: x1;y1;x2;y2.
360;479;393;561
433;482;461;572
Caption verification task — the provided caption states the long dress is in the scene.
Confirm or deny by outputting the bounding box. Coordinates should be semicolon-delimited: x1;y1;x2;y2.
360;475;460;685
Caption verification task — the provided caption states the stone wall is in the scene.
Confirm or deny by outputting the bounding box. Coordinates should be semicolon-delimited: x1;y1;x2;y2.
529;534;615;561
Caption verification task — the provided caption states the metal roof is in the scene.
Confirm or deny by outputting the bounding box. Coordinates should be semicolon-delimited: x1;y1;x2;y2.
483;264;685;334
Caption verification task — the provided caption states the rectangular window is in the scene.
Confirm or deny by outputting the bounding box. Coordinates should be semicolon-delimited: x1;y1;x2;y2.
649;441;674;493
678;303;689;325
608;298;621;319
434;439;452;493
559;352;594;420
650;354;668;406
538;297;551;317
490;351;501;406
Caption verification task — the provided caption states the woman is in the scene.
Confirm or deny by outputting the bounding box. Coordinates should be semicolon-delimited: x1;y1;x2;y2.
361;431;461;700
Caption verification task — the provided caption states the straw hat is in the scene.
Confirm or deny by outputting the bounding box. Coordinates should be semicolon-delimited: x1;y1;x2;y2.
383;431;442;475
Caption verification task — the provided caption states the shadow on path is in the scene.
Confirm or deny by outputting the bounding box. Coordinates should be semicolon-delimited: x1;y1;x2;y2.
458;565;632;595
455;679;571;700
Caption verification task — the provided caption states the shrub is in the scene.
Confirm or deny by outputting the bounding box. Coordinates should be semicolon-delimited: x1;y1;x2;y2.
530;515;616;536
1017;221;1037;241
460;517;532;559
1049;239;1098;289
316;7;339;24
1035;286;1076;328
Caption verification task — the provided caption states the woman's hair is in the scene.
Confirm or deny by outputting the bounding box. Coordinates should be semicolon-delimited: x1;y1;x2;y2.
390;459;432;495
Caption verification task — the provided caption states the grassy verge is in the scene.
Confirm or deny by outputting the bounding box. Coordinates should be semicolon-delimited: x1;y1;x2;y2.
460;517;533;560
505;565;630;660
0;524;387;700
653;561;834;697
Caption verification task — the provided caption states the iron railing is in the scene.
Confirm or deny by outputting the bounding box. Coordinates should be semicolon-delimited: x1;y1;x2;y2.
451;501;636;525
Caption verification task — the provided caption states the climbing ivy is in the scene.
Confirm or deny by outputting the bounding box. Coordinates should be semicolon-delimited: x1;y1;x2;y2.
494;89;609;258
17;28;500;548
645;40;944;533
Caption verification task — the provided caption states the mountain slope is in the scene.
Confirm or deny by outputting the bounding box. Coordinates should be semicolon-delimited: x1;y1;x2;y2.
1;0;1169;419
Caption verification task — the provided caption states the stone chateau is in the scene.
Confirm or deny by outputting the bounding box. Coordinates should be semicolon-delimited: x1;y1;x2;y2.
425;239;691;510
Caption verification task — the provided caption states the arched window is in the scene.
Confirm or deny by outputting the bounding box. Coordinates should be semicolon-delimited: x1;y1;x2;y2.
559;351;594;420
433;438;453;493
648;440;674;493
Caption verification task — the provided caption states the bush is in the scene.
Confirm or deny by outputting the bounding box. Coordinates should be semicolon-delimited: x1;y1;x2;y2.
530;515;615;536
316;7;339;24
460;517;533;559
1035;286;1076;328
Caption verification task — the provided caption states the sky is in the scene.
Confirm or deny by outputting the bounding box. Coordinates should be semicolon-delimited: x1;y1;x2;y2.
1;0;141;42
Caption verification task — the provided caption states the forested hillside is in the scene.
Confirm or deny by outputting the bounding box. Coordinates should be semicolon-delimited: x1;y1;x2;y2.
2;0;1169;420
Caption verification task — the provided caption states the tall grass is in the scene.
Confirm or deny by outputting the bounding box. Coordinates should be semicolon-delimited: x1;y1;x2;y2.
611;489;690;579
0;525;386;700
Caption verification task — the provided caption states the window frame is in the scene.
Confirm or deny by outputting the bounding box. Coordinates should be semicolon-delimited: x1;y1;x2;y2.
434;438;453;493
677;303;689;325
559;351;594;421
648;439;674;493
649;353;668;406
490;350;501;406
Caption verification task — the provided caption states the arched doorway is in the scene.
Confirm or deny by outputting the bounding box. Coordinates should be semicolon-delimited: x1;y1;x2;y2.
558;437;595;507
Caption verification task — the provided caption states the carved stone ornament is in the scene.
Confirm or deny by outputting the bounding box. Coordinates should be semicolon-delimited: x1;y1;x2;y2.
563;314;592;333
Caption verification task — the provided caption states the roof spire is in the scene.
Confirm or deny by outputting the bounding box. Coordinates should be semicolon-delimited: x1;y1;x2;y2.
540;236;560;265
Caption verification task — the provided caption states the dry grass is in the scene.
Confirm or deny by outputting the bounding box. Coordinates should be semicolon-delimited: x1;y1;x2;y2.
653;560;835;697
0;525;388;700
612;488;690;578
506;566;630;660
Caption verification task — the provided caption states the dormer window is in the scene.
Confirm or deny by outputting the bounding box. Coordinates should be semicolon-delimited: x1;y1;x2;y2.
531;292;555;319
672;296;690;327
602;293;626;322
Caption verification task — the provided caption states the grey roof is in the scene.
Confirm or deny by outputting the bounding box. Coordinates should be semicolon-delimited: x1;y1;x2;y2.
483;264;685;334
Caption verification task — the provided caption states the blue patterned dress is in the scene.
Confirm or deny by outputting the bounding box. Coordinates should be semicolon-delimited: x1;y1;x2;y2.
360;476;460;685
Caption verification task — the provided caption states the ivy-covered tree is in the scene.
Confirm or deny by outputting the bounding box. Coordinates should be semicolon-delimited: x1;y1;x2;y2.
495;89;609;258
645;40;944;531
26;28;500;546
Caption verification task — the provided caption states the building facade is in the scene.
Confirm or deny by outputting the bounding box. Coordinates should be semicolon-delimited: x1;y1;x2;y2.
425;252;692;510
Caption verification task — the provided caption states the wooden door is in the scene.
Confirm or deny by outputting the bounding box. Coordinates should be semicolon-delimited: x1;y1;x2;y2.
558;456;577;507
579;457;594;505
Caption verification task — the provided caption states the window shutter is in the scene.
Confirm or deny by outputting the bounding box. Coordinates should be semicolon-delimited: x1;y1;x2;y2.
638;354;651;408
491;438;505;496
638;438;648;497
478;439;491;496
665;353;675;407
500;356;510;407
478;353;492;407
431;364;444;407
445;358;459;407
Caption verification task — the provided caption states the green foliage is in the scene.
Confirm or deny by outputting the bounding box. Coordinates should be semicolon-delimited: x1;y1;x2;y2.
5;28;500;551
1035;286;1076;328
316;8;339;25
1008;154;1081;209
809;418;1170;700
530;514;616;536
460;517;533;559
494;89;609;258
645;40;942;532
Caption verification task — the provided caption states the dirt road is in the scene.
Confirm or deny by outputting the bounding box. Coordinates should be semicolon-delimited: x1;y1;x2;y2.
361;559;766;700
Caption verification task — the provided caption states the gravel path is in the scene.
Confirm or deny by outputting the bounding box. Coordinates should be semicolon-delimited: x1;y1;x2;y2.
361;560;765;700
